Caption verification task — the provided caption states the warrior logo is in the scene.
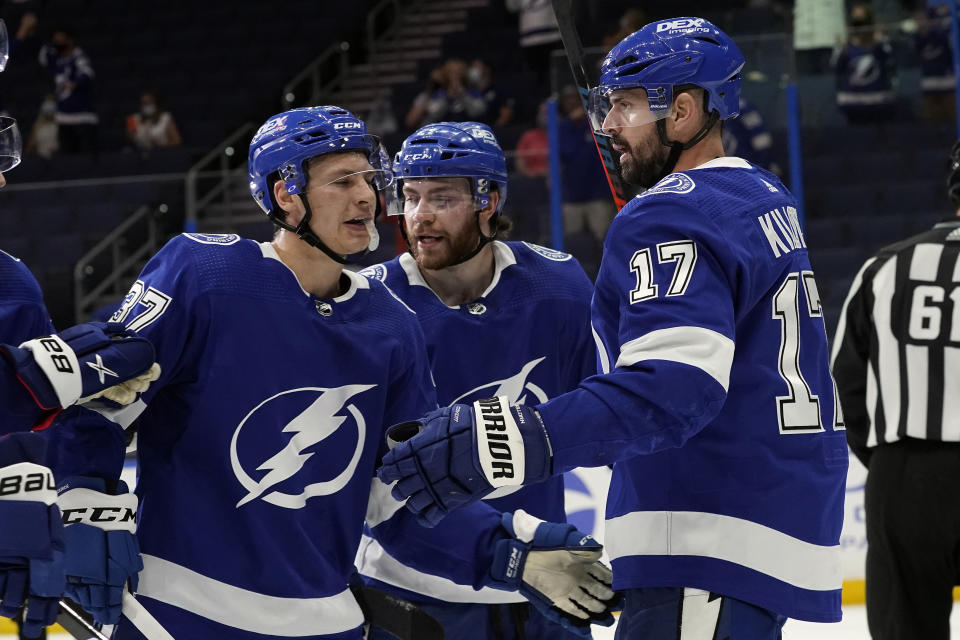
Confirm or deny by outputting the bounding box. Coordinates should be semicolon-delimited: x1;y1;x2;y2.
230;384;376;509
451;357;548;406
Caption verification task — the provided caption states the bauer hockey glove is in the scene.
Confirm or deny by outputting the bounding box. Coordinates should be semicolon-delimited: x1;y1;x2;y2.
378;396;553;527
0;321;158;411
0;433;66;638
58;476;142;625
489;510;618;636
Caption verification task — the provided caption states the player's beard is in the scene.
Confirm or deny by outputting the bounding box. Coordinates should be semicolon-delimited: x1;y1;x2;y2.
615;131;670;190
408;216;483;270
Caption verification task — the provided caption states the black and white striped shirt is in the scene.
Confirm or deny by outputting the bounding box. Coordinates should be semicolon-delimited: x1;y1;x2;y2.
832;219;960;465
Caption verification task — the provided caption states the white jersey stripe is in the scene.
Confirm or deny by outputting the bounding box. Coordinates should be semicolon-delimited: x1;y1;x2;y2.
905;344;929;439
872;257;901;441
908;243;943;282
616;326;734;392
605;510;842;592
136;554;365;636
943;347;960;441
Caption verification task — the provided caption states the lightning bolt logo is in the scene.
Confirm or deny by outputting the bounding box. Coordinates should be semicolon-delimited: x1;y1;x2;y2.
451;357;547;406
230;384;376;509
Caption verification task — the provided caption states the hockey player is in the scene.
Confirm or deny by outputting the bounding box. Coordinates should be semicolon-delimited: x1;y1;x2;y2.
0;16;158;636
356;122;595;639
380;18;847;638
42;105;617;639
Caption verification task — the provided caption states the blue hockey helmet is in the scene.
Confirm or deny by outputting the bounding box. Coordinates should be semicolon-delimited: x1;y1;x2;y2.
588;17;745;134
248;105;394;217
392;121;508;215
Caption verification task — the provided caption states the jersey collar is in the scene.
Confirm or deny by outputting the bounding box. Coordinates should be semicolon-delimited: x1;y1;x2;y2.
688;156;752;171
259;241;369;302
398;241;518;306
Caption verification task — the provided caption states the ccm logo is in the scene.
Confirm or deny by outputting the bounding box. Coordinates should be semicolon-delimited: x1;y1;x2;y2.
477;398;515;479
334;122;362;130
403;152;431;162
62;507;137;525
657;18;705;32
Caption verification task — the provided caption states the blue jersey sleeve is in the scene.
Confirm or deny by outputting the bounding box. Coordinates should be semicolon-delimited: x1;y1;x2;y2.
44;237;211;483
538;197;738;472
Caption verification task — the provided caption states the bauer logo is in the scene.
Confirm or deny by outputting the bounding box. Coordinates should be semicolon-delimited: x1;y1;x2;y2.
657;18;705;32
474;396;525;486
640;172;696;198
230;384;376;509
184;233;241;246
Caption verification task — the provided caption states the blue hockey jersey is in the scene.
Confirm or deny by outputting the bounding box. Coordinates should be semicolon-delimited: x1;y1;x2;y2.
537;158;847;622
0;249;56;432
357;241;595;604
43;234;516;639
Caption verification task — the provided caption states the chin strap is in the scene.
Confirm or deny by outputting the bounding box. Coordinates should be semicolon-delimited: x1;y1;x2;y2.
269;194;382;265
650;111;720;186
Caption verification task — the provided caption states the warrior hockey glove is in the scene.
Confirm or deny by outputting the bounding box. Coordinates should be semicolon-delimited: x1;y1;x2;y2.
0;321;157;411
59;477;142;625
0;433;66;638
378;396;552;527
489;510;618;636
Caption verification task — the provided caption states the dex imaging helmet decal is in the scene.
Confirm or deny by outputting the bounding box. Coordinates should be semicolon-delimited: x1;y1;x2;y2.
230;384;376;509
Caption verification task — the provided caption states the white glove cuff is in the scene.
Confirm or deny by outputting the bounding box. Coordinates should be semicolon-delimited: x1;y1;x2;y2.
0;462;57;505
20;334;81;407
473;396;526;487
59;487;138;532
511;509;545;543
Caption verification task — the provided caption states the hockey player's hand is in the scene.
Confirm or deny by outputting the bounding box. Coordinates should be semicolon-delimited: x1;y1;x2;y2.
489;510;618;636
378;396;553;527
0;321;158;411
0;433;67;637
59;477;142;625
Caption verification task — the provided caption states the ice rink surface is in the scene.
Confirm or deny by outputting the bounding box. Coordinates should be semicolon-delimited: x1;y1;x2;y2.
5;604;960;639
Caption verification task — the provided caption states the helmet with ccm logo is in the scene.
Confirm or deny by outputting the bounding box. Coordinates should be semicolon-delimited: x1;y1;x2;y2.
393;121;508;214
589;17;745;131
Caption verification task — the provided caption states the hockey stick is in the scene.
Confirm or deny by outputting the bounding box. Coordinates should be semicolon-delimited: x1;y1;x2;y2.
121;589;176;640
56;600;108;640
550;0;631;210
352;584;444;640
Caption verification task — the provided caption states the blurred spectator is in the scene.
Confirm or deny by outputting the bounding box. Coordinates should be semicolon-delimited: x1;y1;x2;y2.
514;101;549;177
36;24;99;153
602;8;646;50
505;0;561;92
913;3;955;123
722;98;782;176
556;86;615;245
467;59;515;127
365;90;398;138
25;93;58;159
832;4;896;125
126;90;182;151
405;59;486;130
794;0;846;74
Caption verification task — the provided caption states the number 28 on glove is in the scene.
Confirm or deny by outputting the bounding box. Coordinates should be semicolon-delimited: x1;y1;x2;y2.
378;396;554;526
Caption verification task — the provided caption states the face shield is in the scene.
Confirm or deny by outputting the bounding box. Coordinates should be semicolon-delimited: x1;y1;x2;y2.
586;87;673;136
0;117;22;172
0;20;9;73
390;179;485;218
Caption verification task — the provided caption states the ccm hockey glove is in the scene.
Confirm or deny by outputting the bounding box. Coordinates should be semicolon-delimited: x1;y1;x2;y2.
0;321;158;411
379;396;552;526
59;477;142;625
489;510;618;636
0;433;66;638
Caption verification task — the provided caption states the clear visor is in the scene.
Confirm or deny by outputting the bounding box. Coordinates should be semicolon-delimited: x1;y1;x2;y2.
0;20;9;73
587;87;673;135
0;117;22;172
391;181;483;217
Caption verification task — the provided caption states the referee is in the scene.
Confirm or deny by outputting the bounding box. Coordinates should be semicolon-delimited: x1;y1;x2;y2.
832;140;960;640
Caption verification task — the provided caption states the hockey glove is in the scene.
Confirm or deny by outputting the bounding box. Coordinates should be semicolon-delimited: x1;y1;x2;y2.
0;321;157;411
378;396;553;527
0;433;66;638
59;477;142;625
489;510;618;636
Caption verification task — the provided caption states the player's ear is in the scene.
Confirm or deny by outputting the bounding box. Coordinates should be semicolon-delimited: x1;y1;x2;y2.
479;191;500;235
274;179;306;226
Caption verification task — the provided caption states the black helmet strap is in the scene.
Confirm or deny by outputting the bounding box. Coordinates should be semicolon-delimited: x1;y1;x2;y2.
650;110;720;186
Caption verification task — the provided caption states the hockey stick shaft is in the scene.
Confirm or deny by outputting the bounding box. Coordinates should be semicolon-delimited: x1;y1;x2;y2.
56;600;109;640
550;0;629;210
122;590;176;640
